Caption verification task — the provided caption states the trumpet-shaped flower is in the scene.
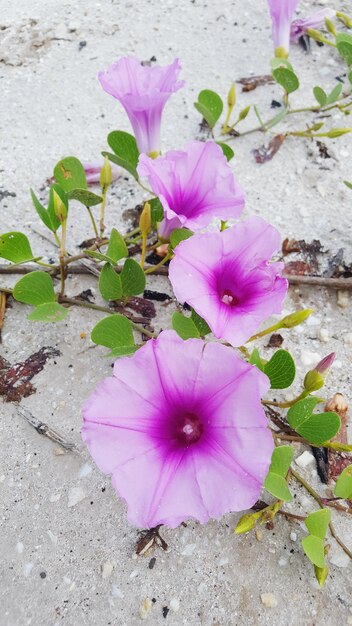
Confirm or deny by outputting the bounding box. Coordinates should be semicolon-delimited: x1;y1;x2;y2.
82;330;273;528
169;217;288;346
137;141;245;239
267;0;300;56
290;8;336;43
98;57;184;155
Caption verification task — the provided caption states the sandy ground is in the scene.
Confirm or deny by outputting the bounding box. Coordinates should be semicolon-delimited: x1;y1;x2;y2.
1;0;352;624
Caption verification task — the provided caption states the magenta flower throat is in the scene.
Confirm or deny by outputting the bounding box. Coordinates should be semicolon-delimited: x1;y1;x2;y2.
82;331;273;529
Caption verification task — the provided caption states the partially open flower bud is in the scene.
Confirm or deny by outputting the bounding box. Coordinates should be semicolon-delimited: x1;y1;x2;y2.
100;156;113;188
139;201;152;236
304;353;335;393
235;513;256;534
280;309;313;329
53;189;68;223
315;352;335;376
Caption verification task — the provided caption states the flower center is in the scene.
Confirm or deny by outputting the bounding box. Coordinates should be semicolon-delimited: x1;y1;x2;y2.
175;413;204;447
221;289;239;306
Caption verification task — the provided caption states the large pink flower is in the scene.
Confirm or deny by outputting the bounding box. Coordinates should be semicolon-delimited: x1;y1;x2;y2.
98;57;184;155
290;8;336;43
267;0;300;56
137;141;245;239
169;217;288;346
82;330;273;529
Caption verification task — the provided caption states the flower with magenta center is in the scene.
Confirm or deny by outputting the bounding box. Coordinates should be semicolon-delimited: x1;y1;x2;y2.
169;216;288;346
290;8;336;43
267;0;300;57
82;330;273;528
98;57;184;155
137;140;245;239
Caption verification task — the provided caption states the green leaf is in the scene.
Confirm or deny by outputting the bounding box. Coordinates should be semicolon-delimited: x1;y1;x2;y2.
264;349;296;389
99;263;123;301
106;228;128;262
105;130;139;180
91;314;134;349
305;509;331;540
271;58;300;94
172;312;200;340
0;232;35;264
334;464;352;499
216;142;234;161
336;33;352;66
169;228;193;249
149;197;164;226
54;156;87;192
326;82;343;105
30;189;60;233
67;189;102;206
191;309;211;336
344;180;352;190
27;302;68;322
249;348;265;372
287;397;340;445
13;271;56;306
264;446;294;502
313;86;327;107
301;535;326;569
120;258;146;296
194;90;223;128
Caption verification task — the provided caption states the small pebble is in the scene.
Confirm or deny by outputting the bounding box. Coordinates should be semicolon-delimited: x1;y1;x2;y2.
255;529;263;542
53;447;65;456
278;558;287;567
337;290;349;308
46;530;58;544
295;451;315;470
345;333;352;345
181;543;196;556
23;563;33;577
111;585;124;599
49;493;61;503
16;542;24;554
318;328;329;343
68;487;87;507
260;593;278;608
101;561;114;579
268;548;276;554
78;463;92;479
329;550;350;568
290;532;297;542
139;598;152;619
169;598;180;612
301;351;321;367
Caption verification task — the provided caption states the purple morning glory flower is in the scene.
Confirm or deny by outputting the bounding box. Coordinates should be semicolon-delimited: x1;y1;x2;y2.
169;217;288;346
98;57;184;155
290;8;336;43
82;330;273;528
267;0;300;56
137;141;245;239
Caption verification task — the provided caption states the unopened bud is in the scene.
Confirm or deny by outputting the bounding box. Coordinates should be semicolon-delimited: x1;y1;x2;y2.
100;156;113;188
324;17;336;36
280;309;314;329
306;28;328;43
139;202;151;236
235;513;256;534
238;105;251;121
315;352;335;375
53;189;68;223
336;12;352;28
227;83;236;108
324;128;352;138
314;564;328;587
304;370;325;393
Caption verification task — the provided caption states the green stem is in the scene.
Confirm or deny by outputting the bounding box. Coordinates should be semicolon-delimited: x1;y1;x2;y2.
0;287;13;295
272;432;352;452
291;468;352;561
99;187;108;238
59;220;67;297
246;320;282;342
86;206;99;240
54;232;61;247
264;390;308;409
60;296;156;339
35;260;56;268
144;254;171;275
140;233;147;270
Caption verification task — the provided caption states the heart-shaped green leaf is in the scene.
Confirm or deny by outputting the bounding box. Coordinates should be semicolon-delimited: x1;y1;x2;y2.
194;90;223;128
264;349;296;389
13;271;56;306
264;446;293;502
334;464;352;499
99;263;123;301
149;197;164;226
67;189;102;206
120;258;146;296
169;228;193;250
313;86;327;107
107;228;128;262
30;189;60;233
336;33;352;66
172;312;200;340
271;58;299;94
105;130;140;180
216;142;234;161
287;397;340;445
301;535;326;569
0;232;35;264
91;314;134;349
54;156;87;192
191;309;211;336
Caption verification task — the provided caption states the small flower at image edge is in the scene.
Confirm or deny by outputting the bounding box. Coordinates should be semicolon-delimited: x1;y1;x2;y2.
137;140;245;240
169;216;288;347
290;9;336;43
267;0;300;57
82;330;273;528
98;57;184;155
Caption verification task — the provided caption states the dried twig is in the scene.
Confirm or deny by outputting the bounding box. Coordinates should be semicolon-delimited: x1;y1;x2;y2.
16;405;76;451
